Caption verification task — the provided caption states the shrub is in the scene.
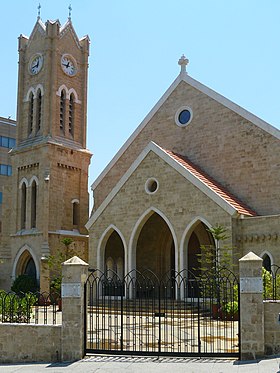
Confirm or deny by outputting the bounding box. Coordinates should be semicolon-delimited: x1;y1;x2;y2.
11;274;39;294
223;300;238;316
0;290;37;322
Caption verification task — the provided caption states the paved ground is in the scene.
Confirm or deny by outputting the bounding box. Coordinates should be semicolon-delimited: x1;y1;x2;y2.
0;354;280;373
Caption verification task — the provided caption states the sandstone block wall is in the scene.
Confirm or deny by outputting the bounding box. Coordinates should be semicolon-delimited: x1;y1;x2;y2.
264;301;280;356
0;324;61;363
94;80;280;216
89;150;232;271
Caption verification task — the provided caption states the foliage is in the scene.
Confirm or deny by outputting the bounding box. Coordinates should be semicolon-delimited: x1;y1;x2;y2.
223;300;238;316
197;225;238;314
197;225;236;275
0;290;37;323
11;274;39;294
262;267;280;300
48;238;75;294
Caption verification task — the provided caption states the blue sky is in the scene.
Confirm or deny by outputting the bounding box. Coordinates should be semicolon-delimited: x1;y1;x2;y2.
1;1;280;193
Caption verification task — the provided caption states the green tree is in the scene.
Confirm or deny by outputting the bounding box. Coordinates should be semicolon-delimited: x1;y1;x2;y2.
47;238;75;294
197;225;238;318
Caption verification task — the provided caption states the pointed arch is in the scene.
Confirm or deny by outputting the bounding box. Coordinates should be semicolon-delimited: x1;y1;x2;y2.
97;224;127;274
30;179;38;228
12;244;40;281
56;84;69;97
67;88;80;102
179;216;214;272
24;87;36;102
34;84;44;98
36;88;42;132
128;207;178;273
29;175;39;187
19;178;28;230
69;92;75;136
28;91;34;135
19;177;28;189
72;199;80;226
261;250;273;272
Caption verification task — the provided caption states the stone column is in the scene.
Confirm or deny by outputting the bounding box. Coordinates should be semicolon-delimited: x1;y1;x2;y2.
239;251;264;360
61;256;88;361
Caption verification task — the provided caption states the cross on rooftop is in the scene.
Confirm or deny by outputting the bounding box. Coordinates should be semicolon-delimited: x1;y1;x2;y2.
178;54;189;73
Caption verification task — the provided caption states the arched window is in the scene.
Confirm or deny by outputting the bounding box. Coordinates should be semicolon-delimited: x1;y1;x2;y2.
28;92;34;135
73;201;79;226
36;89;42;133
69;93;75;137
263;253;272;272
60;90;66;133
21;183;27;229
31;181;37;228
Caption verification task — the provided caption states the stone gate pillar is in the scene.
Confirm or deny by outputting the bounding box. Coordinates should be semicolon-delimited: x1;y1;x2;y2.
61;256;88;361
239;251;264;360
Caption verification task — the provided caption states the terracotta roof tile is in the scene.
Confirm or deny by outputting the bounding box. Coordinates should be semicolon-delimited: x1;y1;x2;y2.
164;149;257;217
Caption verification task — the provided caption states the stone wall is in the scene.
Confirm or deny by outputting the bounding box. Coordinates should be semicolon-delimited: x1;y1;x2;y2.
89;150;232;272
93;79;280;216
0;324;61;363
264;301;280;355
0;256;88;363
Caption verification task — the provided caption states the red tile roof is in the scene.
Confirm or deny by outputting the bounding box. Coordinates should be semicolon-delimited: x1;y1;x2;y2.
164;149;257;217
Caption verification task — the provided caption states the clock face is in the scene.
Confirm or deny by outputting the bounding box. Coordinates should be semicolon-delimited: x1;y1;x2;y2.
29;54;43;75
61;54;77;76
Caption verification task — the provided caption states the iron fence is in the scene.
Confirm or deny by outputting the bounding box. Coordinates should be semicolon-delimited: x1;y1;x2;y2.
263;264;280;300
0;291;61;325
85;268;240;358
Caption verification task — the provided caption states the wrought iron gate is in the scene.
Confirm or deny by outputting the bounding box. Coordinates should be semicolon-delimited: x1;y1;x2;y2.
84;269;240;358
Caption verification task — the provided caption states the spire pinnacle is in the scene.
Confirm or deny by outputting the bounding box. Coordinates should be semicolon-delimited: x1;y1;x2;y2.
68;4;72;20
37;3;41;20
178;54;189;74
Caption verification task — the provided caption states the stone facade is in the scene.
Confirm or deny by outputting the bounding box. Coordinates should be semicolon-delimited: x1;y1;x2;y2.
88;149;233;274
0;18;91;292
87;60;280;278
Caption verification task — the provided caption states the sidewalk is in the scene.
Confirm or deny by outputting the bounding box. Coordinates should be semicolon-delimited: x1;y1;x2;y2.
0;355;280;373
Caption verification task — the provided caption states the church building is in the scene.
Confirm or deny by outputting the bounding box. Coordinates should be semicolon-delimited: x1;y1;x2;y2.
0;16;91;291
86;56;280;279
1;15;279;292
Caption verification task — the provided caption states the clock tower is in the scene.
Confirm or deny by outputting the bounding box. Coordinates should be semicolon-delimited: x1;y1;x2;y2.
0;16;91;291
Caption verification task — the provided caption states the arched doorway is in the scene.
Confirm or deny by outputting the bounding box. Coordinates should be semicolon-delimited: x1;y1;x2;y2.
104;230;125;296
136;212;175;279
15;249;37;279
104;230;125;279
187;221;214;276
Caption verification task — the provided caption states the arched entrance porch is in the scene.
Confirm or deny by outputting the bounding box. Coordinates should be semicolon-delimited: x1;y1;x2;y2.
136;212;175;280
104;230;125;279
182;219;215;275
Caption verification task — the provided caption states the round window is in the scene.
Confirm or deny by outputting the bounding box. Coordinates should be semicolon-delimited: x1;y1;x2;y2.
145;178;159;194
175;106;193;127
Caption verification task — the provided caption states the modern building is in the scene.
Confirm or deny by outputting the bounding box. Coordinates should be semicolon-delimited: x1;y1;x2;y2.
0;116;16;233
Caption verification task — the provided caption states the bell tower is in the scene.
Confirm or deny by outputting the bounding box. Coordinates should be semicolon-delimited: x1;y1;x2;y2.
0;16;91;291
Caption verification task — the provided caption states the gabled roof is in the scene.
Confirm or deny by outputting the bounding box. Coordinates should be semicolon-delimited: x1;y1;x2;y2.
92;70;280;191
164;149;256;217
86;142;256;230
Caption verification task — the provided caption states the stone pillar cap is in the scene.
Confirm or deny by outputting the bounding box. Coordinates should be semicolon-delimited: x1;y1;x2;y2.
62;256;88;266
239;251;262;262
